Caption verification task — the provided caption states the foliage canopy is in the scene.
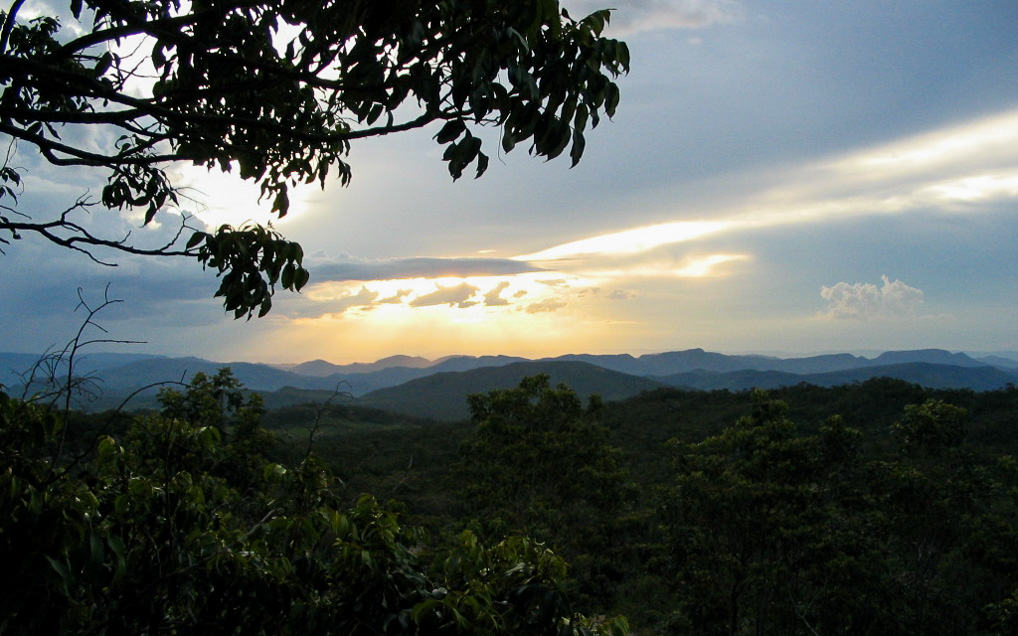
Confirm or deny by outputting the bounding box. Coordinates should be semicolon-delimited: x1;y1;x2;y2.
0;370;630;634
0;0;628;316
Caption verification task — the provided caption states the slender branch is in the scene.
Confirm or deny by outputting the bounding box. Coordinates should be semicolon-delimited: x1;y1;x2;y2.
302;381;352;462
0;0;26;54
58;12;212;55
0;121;185;167
112;379;186;415
1;196;199;266
1;106;147;124
34;284;146;469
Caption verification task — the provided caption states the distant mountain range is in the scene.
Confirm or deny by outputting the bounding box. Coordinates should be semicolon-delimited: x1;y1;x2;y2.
1;348;1015;418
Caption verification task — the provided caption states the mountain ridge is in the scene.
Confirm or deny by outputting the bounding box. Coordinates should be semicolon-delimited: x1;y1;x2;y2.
2;348;1014;414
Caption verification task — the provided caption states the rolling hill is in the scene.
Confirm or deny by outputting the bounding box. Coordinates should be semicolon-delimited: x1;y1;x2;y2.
358;360;667;421
655;362;1017;392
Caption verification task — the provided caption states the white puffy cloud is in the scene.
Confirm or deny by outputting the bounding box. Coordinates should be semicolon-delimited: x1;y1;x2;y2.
820;276;924;320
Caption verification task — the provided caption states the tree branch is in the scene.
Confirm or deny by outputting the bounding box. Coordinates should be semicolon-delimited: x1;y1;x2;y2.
0;0;26;54
1;196;198;264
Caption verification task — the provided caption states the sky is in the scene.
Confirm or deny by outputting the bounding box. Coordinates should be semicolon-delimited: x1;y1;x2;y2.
2;0;1017;364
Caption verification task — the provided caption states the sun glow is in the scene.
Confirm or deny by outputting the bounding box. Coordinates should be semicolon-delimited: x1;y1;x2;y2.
164;163;314;229
672;253;750;277
294;272;602;321
270;272;627;362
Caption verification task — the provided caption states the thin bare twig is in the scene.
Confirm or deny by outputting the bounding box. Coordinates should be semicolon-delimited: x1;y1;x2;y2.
303;381;353;462
35;284;148;468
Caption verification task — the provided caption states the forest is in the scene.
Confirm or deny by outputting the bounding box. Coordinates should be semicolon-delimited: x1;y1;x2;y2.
3;368;1017;634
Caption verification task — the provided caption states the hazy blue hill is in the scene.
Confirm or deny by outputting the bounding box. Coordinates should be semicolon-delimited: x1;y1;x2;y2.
653;368;806;391
636;349;774;374
545;350;771;375
0;351;166;389
257;386;355;410
290;359;347;377
0;352;52;388
819;362;1016;389
546;349;868;376
544;353;642;374
638;350;873;375
291;355;435;377
761;353;867;374
2;352;539;406
567;349;980;377
93;357;343;393
656;362;1017;392
290;355;532;394
324;366;436;396
70;352;168;371
427;354;530;373
866;349;986;368
359;360;667;421
976;355;1018;369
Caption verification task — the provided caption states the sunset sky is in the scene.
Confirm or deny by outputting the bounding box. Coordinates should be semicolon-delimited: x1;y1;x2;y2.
2;0;1017;364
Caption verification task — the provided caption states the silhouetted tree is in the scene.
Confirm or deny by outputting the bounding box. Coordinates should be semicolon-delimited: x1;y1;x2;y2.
1;0;628;316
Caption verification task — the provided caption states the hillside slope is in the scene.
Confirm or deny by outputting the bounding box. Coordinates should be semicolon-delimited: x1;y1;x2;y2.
359;360;666;421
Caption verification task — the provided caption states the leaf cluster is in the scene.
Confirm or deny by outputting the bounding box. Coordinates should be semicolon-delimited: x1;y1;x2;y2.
189;224;310;318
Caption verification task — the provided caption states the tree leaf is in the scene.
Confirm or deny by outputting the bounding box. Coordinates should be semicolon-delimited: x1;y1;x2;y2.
435;119;466;144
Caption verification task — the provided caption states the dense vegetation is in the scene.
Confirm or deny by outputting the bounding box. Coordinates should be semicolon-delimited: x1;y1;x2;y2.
0;370;626;634
3;370;1017;633
267;376;1018;634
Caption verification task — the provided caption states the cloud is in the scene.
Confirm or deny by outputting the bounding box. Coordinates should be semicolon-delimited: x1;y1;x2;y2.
330;286;379;313
313;256;540;282
525;299;567;314
827;109;1018;183
410;282;479;308
511;109;1018;272
820;275;924;320
516;220;729;262
578;252;751;279
564;0;740;35
484;281;511;306
608;289;637;300
378;289;412;304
